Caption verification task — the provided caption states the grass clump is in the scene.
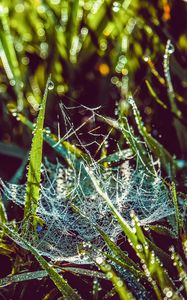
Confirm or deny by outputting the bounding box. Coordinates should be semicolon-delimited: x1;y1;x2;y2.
0;1;187;300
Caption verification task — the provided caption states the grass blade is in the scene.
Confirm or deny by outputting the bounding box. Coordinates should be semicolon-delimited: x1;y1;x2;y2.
0;6;23;110
96;259;135;300
128;95;177;177
0;194;7;224
22;76;51;235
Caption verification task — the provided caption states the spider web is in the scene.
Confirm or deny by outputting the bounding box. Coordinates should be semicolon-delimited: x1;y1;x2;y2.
0;100;174;263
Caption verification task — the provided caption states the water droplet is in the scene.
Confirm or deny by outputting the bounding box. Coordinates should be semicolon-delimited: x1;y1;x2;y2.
136;244;143;252
10;79;16;86
45;127;51;134
163;288;173;298
48;80;54;90
116;279;123;287
95;256;104;265
168;42;175;54
106;271;113;279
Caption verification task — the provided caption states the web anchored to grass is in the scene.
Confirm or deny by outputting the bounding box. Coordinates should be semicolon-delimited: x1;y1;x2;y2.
0;102;175;263
1;160;174;262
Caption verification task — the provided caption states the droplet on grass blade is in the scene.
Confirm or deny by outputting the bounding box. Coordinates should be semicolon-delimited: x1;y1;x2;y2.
48;80;54;90
167;42;175;54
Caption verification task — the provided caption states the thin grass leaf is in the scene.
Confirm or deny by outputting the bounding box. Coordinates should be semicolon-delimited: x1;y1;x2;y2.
97;227;144;278
169;246;187;297
149;225;176;239
0;194;7;224
170;182;183;235
97;148;133;164
164;40;187;155
96;260;135;300
0;6;23;110
66;0;80;62
85;165;137;245
128;95;177;177
61;267;106;279
145;80;167;110
164;40;180;118
0;267;106;287
22;76;51;235
98;114;153;173
87;170;181;299
131;214;181;300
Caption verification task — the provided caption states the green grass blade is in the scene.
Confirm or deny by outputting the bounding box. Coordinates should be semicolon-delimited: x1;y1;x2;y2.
169;246;187;297
0;7;23;110
145;80;167;110
128;95;177;177
22;76;51;235
66;0;80;61
85;165;137;245
86;169;180;299
97;148;133;164
0;194;7;224
97;227;143;277
96;259;135;300
0;268;106;287
149;225;176;239
170;182;183;235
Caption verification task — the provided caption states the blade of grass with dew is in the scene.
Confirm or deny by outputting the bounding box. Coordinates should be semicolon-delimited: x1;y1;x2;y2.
149;225;177;239
169;246;187;296
128;95;177;177
103;252;145;281
97;227;144;278
99;114;155;174
0;267;106;287
61;267;106;279
97;148;133;164
86;168;181;299
66;0;80;62
145;80;167;110
0;5;23;110
170;182;183;235
22;76;51;235
163;40;187;155
96;259;135;300
131;213;180;300
119;117;156;175
85;165;137;246
0;194;7;224
0;222;83;300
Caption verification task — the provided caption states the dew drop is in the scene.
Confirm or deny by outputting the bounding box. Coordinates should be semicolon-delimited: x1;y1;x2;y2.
10;79;16;86
95;256;104;265
168;42;175;54
48;80;54;90
116;279;123;287
45;127;51;134
106;272;113;279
